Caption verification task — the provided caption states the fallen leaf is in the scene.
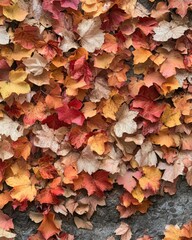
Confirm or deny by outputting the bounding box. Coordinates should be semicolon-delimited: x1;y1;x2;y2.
77;17;105;52
114;104;138;137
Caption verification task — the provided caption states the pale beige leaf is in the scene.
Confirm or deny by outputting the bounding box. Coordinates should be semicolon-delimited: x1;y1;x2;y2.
114;104;138;138
77;146;100;174
0;227;16;239
77;17;105;52
158;159;184;182
29;211;43;223
90;77;110;103
60;30;78;52
74;217;93;230
0;26;9;45
135;141;157;166
115;222;132;240
0;115;23;141
23;52;48;76
153;20;188;42
0;140;14;161
33;124;70;156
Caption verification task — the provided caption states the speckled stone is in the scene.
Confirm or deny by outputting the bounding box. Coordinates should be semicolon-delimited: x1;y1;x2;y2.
7;178;192;240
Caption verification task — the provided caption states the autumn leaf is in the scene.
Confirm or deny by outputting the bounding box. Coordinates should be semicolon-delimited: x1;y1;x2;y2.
163;225;181;240
133;48;152;64
0;115;23;141
77;17;105;53
115;222;132;240
87;132;108;155
3;0;28;21
139;166;162;192
38;212;61;240
5;160;37;202
117;171;142;192
114;103;138;138
0;26;9;45
0;139;14;161
23;52;48;76
0;68;30;99
135;141;158;167
77;146;100;174
168;0;191;17
153;20;188;42
74;216;93;230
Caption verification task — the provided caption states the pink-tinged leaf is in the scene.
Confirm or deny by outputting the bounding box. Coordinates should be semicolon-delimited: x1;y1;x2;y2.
117;171;142;192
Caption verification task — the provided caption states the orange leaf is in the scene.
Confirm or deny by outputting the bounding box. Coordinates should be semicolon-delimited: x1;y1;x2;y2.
38;212;61;240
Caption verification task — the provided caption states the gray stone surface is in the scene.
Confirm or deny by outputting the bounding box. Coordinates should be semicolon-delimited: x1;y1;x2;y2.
9;178;192;240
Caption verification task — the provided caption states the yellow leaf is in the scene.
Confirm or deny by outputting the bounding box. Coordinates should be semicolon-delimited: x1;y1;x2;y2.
3;2;28;21
161;105;181;127
132;185;144;203
94;52;114;69
133;48;152;64
9;69;28;83
139;166;162;192
163;225;181;240
150;131;180;148
10;183;37;202
161;76;180;95
87;133;108;155
101;94;124;120
0;69;30;99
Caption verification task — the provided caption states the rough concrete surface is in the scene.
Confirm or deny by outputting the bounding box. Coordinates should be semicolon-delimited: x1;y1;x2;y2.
8;178;192;240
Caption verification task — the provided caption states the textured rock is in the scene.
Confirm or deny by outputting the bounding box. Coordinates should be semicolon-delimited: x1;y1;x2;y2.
8;178;192;240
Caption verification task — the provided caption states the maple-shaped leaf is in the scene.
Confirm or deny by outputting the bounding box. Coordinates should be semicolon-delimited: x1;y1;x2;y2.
0;210;14;231
14;25;40;50
159;50;185;78
115;222;132;240
77;17;105;53
56;100;85;126
163;225;181;240
33;124;70;156
87;132;108;155
0;26;9;45
59;30;78;53
74;216;93;230
68;126;87;149
135;141;158;167
36;177;64;204
131;85;165;123
90;77;110;103
12;137;31;160
117;171;142;193
23;52;48;76
168;0;191;17
22;101;48;126
0;115;23;141
153;20;188;42
158;157;184;182
0;68;30;99
69;56;92;85
0;139;14;161
38;155;58;180
38;212;61;240
180;220;192;238
133;48;152;64
139;166;162;192
77;146;100;174
75;170;112;197
114;103;138;138
3;0;28;21
5;160;37;202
